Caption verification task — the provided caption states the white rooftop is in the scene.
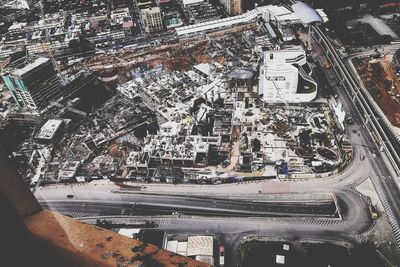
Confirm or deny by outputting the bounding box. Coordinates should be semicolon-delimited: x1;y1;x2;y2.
118;228;140;238
276;255;285;264
182;0;203;6
193;63;213;76
292;2;323;24
175;5;301;36
8;22;27;31
166;240;178;253
187;236;213;256
36;119;62;140
267;5;292;16
177;241;188;256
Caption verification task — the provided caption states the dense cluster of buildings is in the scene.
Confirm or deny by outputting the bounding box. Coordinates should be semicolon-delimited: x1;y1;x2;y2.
117;228;219;266
0;2;350;186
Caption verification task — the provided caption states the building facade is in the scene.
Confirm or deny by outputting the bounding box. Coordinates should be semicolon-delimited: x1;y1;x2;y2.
1;57;63;110
259;46;317;103
219;0;241;15
141;7;164;33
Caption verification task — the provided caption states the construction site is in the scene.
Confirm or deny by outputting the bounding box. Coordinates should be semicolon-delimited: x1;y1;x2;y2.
354;50;400;127
0;4;348;185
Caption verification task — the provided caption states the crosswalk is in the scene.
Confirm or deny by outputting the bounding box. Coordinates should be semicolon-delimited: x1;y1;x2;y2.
349;175;368;188
59;211;89;218
156;221;204;230
154;217;345;230
264;218;345;227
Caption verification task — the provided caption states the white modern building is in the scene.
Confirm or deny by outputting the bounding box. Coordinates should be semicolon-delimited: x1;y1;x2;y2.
259;46;317;103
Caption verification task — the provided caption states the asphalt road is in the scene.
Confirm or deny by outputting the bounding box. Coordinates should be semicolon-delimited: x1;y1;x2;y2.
36;186;371;266
39;193;338;218
313;31;400;247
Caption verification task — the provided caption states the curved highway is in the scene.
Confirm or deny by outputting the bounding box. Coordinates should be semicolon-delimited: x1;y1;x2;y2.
41;189;370;267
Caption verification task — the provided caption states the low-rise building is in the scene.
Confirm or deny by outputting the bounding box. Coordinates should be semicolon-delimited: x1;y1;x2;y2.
36;119;63;141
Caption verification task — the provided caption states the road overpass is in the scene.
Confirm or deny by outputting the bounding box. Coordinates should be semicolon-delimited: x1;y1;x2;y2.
310;25;400;248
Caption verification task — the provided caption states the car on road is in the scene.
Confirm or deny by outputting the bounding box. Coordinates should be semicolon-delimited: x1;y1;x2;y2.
369;205;379;219
346;116;353;124
372;153;377;159
67;194;74;198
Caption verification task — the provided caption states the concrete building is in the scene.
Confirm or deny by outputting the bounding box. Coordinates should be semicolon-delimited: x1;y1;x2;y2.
259;46;317;102
181;0;203;7
36;119;63;141
137;0;152;10
141;7;164;33
165;236;214;265
175;5;301;38
185;1;222;23
1;56;63;110
220;0;241;15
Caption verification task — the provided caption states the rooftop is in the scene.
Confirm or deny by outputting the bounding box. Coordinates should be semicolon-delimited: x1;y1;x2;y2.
11;57;49;77
291;2;323;24
227;69;253;80
36;119;63;140
187;236;213;256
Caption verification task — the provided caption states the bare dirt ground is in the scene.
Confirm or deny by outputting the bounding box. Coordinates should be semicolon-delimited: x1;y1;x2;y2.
356;55;400;127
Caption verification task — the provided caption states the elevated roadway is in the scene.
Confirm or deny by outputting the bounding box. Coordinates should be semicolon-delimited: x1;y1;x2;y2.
311;25;400;248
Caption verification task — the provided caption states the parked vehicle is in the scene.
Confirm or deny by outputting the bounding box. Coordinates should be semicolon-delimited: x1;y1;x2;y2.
219;245;225;266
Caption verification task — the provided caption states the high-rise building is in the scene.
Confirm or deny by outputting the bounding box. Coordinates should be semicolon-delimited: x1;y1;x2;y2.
219;0;241;15
141;7;164;33
1;56;63;110
232;0;242;15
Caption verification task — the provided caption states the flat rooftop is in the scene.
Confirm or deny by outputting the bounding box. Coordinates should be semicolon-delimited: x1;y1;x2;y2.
12;57;49;77
36;119;62;140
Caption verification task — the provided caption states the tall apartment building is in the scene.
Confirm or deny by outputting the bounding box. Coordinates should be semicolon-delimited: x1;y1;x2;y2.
141;7;164;33
220;0;241;15
1;56;63;110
